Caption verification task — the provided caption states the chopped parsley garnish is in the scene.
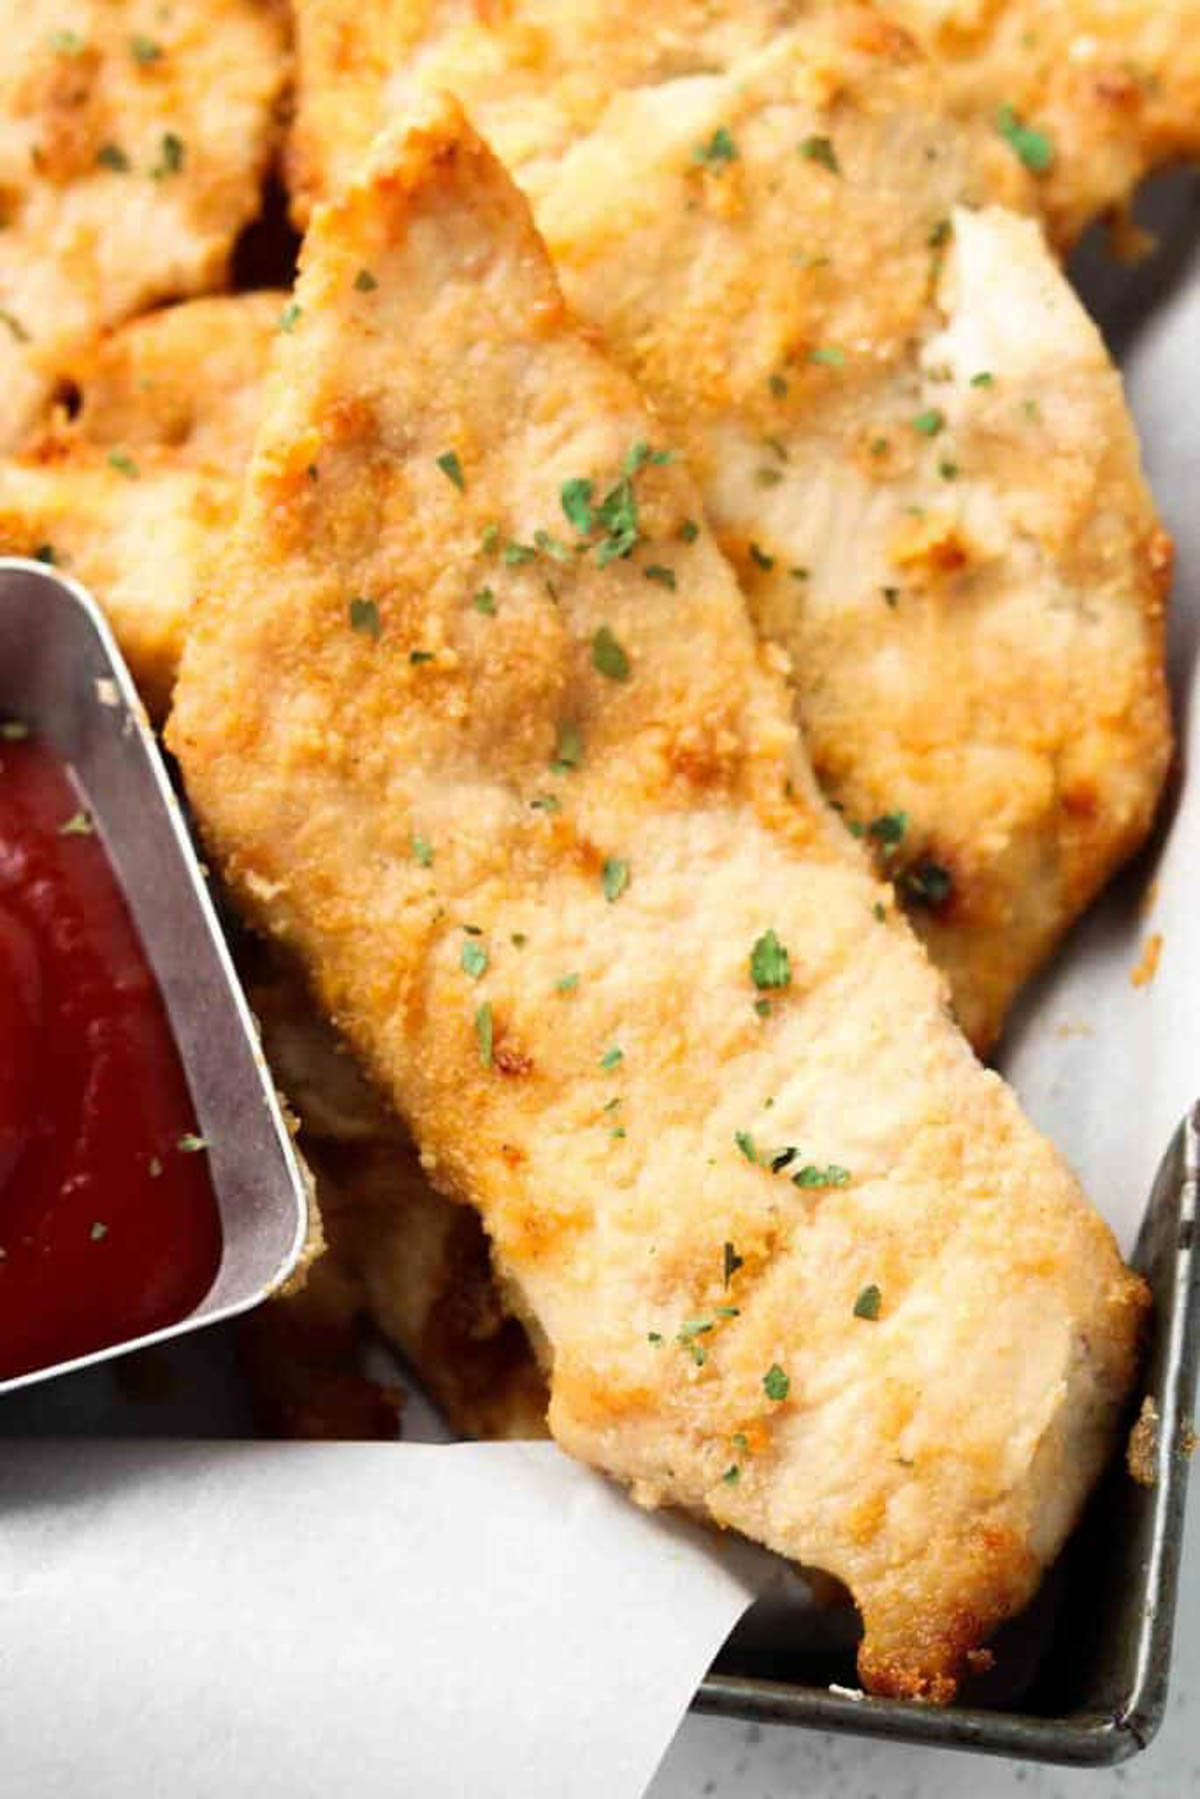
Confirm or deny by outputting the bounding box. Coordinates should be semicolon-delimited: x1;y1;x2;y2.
550;720;584;773
723;1241;744;1286
90;1221;108;1241
799;135;839;174
756;468;783;488
177;1133;207;1154
278;302;302;333
768;373;789;399
867;810;907;851
475;1002;494;1069
33;544;56;565
500;541;535;567
106;449;138;479
0;307;29;343
694;126;738;169
96;143;130;173
349;596;380;638
911;408;944;436
643;564;676;589
49;28;86;53
648;1331;664;1345
763;1364;790;1402
354;268;378;292
623;443;672;476
560;477;595;532
808;345;845;368
793;1164;851;1189
721;1465;740;1485
853;1283;882;1320
735;1131;758;1164
902;860;953;908
749;543;774;571
882;586;899;607
873;901;886;922
749;928;791;991
409;649;435;665
461;940;489;980
970;370;994;388
532;529;571;563
602;856;630;903
556;972;580;994
928;218;952;248
995;105;1054;174
481;523;501;554
678;518;700;543
599;1046;624;1071
436;450;465;491
529;795;560;815
770;1146;798;1173
939;459;959;481
473;588;497;615
592;625;630;681
151;133;185;179
130;33;162;63
411;834;434;867
678;1317;714;1339
59;811;93;837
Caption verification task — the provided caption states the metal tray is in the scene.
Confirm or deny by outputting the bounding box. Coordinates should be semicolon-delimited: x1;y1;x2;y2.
0;559;310;1392
697;1103;1200;1765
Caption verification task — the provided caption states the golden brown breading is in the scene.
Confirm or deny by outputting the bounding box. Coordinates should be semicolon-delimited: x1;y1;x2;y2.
169;101;1147;1701
286;1;1172;1055
885;0;1200;249
0;293;281;711
0;0;288;446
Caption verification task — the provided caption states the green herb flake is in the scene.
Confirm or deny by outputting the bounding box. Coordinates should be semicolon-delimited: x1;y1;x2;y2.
33;544;56;565
756;467;783;488
793;1163;852;1190
677;518;700;544
151;132;185;179
970;370;994;388
749;543;775;571
177;1133;207;1154
911;408;945;437
59;811;93;837
648;1331;664;1345
411;834;434;868
731;1432;749;1454
436;450;465;491
694;126;738;170
928;217;952;248
903;860;953;909
643;564;676;589
995;105;1054;174
475;1002;494;1068
49;28;86;53
867;810;907;850
873;901;886;922
502;540;536;566
602;857;630;903
939;459;959;481
753;997;772;1019
278;302;302;333
354;268;378;292
473;588;497;615
0;307;29;343
721;1465;741;1485
348;596;381;639
529;794;560;815
799;135;840;174
551;720;584;773
481;523;501;554
882;586;899;608
723;1241;744;1286
409;649;435;665
106;449;138;479
623;440;672;476
853;1283;882;1321
90;1220;108;1242
763;1364;790;1402
96;142;130;173
768;373;789;399
749;928;791;992
678;1317;714;1340
461;940;489;980
808;345;846;368
599;1046;624;1071
130;33;162;64
560;476;594;533
591;625;631;682
555;972;580;994
734;1131;758;1164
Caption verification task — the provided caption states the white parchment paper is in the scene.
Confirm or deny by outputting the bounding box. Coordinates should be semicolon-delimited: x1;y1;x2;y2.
2;179;1197;1799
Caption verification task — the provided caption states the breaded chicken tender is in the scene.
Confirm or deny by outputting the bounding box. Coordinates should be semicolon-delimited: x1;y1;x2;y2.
0;0;288;446
287;1;1171;1054
169;102;1147;1701
886;1;1200;249
0;293;281;710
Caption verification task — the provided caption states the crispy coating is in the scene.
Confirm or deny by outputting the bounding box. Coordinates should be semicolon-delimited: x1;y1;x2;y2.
169;103;1147;1700
287;1;1172;1055
0;293;281;711
887;1;1200;249
0;0;288;446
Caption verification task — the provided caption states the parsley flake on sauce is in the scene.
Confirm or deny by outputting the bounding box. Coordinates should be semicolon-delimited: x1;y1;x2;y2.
799;135;839;174
177;1133;207;1154
694;126;738;170
475;1002;494;1069
995;106;1054;174
723;1241;744;1286
151;133;185;179
278;302;301;333
436;450;465;491
349;596;381;638
793;1164;851;1190
735;1131;758;1163
107;449;139;479
354;268;378;292
867;810;907;851
643;564;676;590
96;142;130;173
592;626;630;681
130;33;162;63
473;588;497;615
602;857;630;903
911;408;944;437
550;720;584;773
411;834;434;867
854;1283;883;1320
763;1364;790;1402
59;811;93;837
749;928;791;991
556;972;580;994
461;940;489;980
599;1046;624;1071
0;307;29;343
808;345;845;368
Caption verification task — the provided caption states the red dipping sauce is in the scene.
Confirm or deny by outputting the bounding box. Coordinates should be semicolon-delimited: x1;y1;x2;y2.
0;728;222;1379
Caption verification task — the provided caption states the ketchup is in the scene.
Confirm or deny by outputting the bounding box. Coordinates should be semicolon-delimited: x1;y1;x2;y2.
0;728;222;1379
